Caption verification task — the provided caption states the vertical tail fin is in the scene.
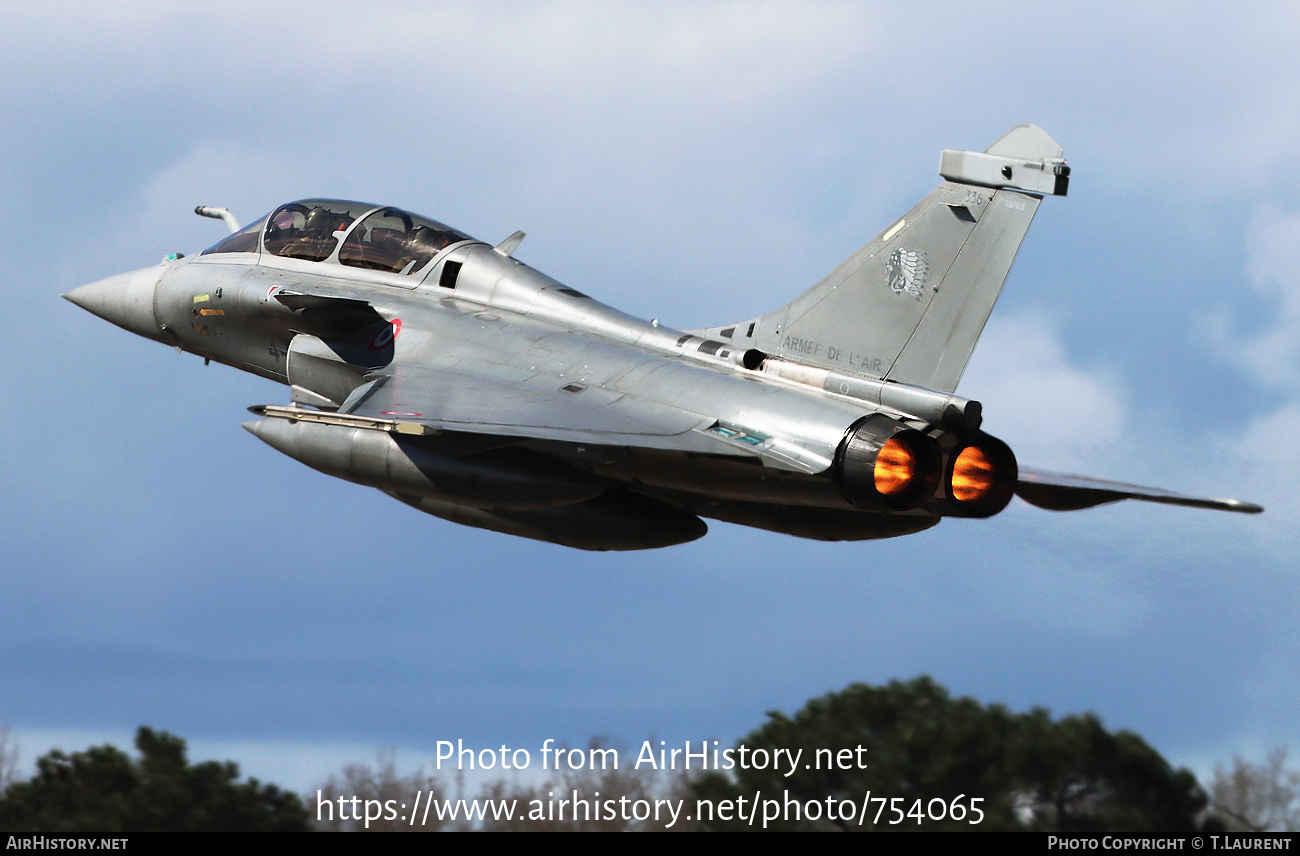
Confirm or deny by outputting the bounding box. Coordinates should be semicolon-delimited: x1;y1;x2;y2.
717;125;1068;394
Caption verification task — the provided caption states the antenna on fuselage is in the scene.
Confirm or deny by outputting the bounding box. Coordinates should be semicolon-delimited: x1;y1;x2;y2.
493;230;526;257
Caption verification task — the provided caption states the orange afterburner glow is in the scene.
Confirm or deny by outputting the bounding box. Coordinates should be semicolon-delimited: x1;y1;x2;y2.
874;438;916;495
951;446;995;501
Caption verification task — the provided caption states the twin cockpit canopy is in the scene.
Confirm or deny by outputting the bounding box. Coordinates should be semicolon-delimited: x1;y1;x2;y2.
201;200;475;277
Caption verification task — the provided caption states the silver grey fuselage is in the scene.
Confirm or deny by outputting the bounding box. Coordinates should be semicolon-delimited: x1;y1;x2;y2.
67;129;1260;550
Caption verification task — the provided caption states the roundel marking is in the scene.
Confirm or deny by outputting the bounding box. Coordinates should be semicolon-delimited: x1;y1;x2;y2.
369;318;402;351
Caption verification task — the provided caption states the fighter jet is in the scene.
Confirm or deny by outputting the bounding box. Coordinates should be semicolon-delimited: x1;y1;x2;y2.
64;125;1261;550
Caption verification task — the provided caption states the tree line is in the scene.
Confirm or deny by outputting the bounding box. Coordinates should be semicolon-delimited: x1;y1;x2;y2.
1;677;1295;832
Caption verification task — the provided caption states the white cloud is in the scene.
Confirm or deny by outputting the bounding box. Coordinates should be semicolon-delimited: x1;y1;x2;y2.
1201;203;1300;539
1230;403;1300;557
960;311;1128;469
1225;205;1300;387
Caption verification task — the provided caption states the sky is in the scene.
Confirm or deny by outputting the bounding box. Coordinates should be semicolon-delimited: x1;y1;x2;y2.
2;1;1298;797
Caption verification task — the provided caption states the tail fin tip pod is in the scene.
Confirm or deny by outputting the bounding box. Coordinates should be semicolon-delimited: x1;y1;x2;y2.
733;125;1068;394
941;123;1069;197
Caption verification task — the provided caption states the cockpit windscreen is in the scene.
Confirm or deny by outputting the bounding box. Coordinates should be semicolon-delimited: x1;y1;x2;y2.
339;207;471;275
199;199;475;276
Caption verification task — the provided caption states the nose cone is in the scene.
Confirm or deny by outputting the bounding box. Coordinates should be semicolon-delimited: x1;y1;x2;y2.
64;266;164;341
